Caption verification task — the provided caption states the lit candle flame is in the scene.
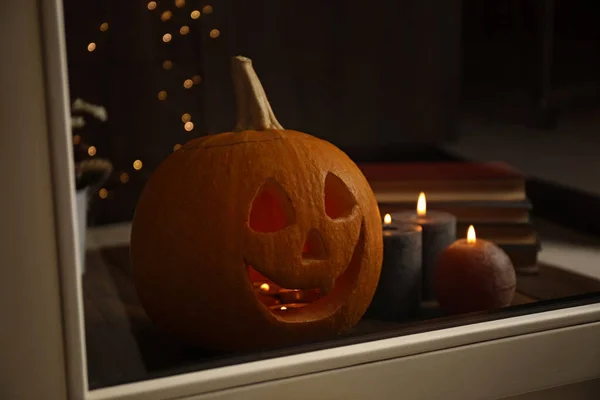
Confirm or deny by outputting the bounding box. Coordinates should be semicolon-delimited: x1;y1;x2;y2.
280;306;288;311
383;213;392;225
259;283;270;292
467;225;476;244
417;192;426;216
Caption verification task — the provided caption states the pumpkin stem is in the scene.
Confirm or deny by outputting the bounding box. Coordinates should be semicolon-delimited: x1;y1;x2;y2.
232;56;284;131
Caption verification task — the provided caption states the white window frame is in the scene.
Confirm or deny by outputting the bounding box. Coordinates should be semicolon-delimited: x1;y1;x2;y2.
2;1;599;399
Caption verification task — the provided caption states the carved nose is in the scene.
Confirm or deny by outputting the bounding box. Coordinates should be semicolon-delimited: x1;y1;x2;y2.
302;229;327;261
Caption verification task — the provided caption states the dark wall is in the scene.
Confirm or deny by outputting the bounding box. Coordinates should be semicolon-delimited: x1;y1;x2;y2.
208;0;463;148
64;0;463;225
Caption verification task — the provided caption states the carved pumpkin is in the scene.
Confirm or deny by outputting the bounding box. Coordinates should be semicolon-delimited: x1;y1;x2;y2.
131;56;383;350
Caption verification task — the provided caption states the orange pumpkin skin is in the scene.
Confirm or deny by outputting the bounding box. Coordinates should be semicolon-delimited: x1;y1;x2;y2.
131;128;383;350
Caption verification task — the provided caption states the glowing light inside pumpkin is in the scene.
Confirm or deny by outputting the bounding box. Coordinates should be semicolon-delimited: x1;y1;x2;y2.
324;173;355;219
259;283;270;292
467;225;476;244
280;306;288;311
302;229;327;260
249;178;295;232
417;192;426;216
383;213;392;225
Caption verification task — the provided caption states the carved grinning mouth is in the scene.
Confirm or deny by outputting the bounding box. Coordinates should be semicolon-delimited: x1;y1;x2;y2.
246;222;365;323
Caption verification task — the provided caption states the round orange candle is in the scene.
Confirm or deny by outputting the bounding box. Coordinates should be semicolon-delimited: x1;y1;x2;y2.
434;225;516;314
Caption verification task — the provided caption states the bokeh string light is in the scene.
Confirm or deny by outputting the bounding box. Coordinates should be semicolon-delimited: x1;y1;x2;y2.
85;2;219;202
161;11;173;22
83;17;112;200
133;160;143;171
152;2;209;149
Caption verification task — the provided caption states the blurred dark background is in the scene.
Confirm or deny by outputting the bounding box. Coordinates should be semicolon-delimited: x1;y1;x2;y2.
63;0;600;226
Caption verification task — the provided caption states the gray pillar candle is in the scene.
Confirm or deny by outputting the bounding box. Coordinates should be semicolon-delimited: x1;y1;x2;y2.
393;204;456;302
365;220;422;321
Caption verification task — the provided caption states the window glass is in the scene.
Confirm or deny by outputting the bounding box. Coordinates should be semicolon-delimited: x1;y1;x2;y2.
63;0;600;390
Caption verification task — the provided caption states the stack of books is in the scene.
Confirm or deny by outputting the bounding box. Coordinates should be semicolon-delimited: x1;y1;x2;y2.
358;162;539;273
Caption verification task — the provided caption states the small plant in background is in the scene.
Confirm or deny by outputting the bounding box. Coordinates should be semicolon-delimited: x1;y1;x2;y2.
71;98;113;191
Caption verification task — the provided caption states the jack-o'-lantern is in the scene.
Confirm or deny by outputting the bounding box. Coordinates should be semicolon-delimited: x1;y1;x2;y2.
131;56;383;351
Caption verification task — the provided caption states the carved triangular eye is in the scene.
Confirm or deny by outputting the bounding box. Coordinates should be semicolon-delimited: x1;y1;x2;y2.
249;178;295;232
324;172;355;219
